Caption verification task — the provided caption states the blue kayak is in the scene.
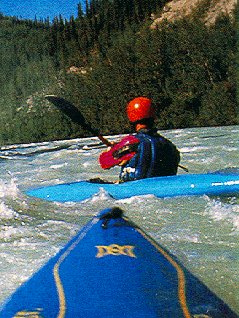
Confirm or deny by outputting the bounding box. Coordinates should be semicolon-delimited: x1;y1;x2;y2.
0;207;237;317
26;173;239;202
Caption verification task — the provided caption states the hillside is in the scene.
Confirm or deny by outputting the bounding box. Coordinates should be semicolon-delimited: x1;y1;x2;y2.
0;0;238;144
151;0;237;28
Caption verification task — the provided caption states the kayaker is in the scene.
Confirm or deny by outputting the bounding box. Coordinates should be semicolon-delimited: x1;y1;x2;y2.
119;97;180;182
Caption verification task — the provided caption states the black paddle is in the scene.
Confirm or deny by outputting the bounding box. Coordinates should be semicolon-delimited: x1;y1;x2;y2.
45;95;112;147
45;95;188;172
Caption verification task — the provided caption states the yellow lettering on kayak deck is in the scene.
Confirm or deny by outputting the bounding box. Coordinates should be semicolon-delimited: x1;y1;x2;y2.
96;244;136;258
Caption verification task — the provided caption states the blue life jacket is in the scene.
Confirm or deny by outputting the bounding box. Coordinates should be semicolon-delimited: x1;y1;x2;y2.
119;129;180;182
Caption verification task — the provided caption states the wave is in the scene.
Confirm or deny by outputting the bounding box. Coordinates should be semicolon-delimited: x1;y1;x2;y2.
0;140;106;161
205;197;239;231
0;179;20;199
0;202;19;220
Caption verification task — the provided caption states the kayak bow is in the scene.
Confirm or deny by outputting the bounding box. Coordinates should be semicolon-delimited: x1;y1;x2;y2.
0;207;237;317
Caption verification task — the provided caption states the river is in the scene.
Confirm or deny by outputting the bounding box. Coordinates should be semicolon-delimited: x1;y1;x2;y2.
0;125;238;314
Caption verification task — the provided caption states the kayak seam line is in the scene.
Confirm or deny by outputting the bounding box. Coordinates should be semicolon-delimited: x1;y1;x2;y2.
53;217;99;318
136;227;191;318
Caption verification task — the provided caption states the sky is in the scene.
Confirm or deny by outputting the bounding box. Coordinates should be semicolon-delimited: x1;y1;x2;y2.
0;0;84;21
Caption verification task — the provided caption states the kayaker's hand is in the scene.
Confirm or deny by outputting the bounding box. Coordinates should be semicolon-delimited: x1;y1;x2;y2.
107;141;116;151
118;159;129;166
113;179;124;184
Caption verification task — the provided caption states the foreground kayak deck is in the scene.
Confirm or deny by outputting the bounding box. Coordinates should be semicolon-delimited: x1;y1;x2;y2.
0;207;237;318
26;173;239;202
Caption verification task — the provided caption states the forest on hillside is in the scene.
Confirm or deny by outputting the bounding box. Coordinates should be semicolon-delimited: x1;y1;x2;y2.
0;0;238;145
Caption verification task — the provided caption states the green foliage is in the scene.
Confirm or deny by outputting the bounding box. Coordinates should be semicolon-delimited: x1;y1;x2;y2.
0;0;237;145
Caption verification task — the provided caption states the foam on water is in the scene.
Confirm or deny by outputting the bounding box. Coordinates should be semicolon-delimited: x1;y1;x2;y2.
0;179;20;199
180;146;210;153
0;226;20;240
85;187;115;203
204;197;239;231
0;202;19;220
49;162;68;170
118;194;157;204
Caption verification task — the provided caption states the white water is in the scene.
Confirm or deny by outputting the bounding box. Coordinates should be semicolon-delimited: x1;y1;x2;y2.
0;125;238;313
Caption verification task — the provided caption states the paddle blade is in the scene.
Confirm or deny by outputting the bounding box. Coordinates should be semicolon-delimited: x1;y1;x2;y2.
45;95;97;135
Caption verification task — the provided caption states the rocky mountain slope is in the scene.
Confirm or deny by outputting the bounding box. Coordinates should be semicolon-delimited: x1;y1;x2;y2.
151;0;237;28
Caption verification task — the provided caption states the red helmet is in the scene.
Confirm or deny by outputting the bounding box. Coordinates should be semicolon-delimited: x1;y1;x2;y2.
126;97;155;123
